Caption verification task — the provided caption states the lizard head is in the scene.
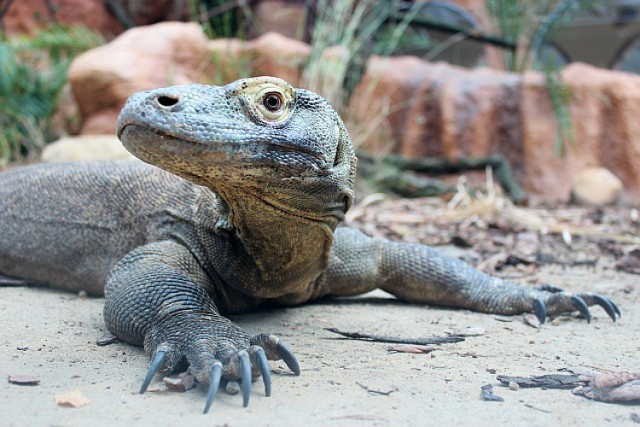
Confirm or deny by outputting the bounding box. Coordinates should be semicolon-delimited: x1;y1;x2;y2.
117;77;356;227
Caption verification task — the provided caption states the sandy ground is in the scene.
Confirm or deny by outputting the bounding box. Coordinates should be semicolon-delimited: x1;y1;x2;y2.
1;258;638;426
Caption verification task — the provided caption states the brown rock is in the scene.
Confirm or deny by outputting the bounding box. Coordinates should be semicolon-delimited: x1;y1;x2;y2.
207;32;313;87
79;111;121;136
252;0;306;40
3;0;189;37
69;22;215;134
570;168;623;206
351;58;640;202
3;0;123;36
244;32;311;86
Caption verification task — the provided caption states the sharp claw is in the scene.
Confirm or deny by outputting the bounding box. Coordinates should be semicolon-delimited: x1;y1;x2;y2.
140;350;166;394
238;350;251;408
255;348;271;397
533;298;547;324
276;341;300;375
203;362;223;414
571;295;591;323
611;300;622;318
593;294;618;322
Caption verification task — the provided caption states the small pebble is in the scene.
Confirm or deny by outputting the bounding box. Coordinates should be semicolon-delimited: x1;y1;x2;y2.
163;373;195;392
508;381;520;391
524;313;540;328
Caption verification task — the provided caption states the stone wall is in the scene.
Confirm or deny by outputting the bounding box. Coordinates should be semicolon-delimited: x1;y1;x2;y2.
350;58;640;201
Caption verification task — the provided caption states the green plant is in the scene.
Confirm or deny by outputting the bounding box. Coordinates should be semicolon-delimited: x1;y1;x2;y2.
188;0;255;39
302;0;393;108
300;0;434;153
0;25;103;163
485;0;581;72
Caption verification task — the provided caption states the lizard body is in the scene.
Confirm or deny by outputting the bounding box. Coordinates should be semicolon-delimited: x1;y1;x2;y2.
0;77;618;411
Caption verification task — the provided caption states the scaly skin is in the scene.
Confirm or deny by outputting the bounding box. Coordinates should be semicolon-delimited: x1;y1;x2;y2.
0;77;619;412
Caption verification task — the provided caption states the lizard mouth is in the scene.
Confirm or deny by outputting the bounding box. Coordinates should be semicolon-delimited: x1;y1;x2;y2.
118;123;325;164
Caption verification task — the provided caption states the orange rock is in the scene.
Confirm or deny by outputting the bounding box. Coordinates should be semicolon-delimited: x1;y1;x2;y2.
351;58;640;202
570;167;623;206
251;0;306;40
3;0;123;36
3;0;189;37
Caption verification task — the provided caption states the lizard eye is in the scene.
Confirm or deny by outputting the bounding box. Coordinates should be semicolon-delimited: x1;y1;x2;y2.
263;92;283;112
234;78;295;126
253;85;293;124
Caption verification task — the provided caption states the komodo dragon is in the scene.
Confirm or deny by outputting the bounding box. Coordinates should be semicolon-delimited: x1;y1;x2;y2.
0;77;620;413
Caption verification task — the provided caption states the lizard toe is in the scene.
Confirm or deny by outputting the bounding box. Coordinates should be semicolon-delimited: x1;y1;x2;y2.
203;361;222;414
251;346;271;397
238;350;252;407
570;295;592;323
139;343;182;394
578;292;620;321
533;298;547;324
140;350;166;394
197;343;275;411
250;333;300;375
530;289;620;322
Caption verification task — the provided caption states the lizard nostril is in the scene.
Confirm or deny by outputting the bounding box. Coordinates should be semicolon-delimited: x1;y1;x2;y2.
156;95;179;108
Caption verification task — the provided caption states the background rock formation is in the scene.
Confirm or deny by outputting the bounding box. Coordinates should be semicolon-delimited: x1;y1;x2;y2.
67;23;640;202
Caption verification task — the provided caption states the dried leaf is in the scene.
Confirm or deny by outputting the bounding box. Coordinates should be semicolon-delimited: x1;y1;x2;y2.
324;328;464;345
592;372;640;389
572;372;640;404
8;375;40;386
573;380;640;403
523;314;541;328
386;344;434;354
55;390;90;408
96;334;119;346
496;374;584;389
356;382;398;396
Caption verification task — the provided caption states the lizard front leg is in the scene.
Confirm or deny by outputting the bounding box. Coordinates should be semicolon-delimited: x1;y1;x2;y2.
103;240;299;413
319;227;619;323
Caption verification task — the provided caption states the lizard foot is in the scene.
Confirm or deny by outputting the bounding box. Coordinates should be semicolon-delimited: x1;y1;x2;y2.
531;286;621;324
139;316;299;413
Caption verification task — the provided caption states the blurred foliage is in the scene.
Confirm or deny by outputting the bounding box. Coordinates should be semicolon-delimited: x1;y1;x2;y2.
303;0;384;108
188;0;255;39
485;0;589;153
0;25;103;163
303;0;421;109
485;0;583;72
